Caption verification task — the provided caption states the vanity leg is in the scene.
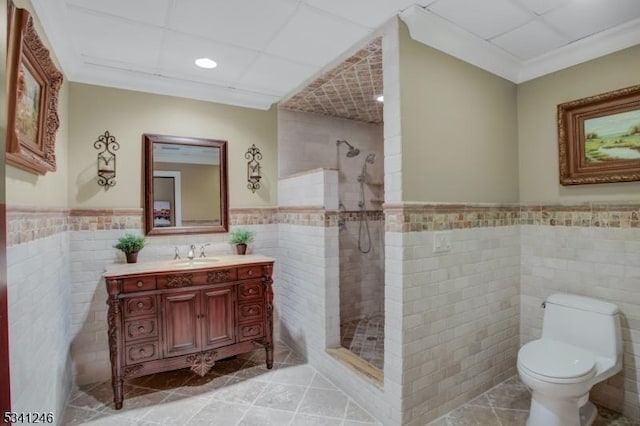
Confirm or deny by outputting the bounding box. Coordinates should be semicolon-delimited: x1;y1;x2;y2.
266;344;274;369
112;377;123;410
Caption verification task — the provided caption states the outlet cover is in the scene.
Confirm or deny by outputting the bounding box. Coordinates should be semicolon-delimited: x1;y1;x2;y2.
433;231;452;253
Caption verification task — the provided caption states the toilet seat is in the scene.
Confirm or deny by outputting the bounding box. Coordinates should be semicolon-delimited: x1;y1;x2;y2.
518;340;596;384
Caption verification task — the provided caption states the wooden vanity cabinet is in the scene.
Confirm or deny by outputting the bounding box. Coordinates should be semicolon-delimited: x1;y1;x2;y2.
105;259;274;409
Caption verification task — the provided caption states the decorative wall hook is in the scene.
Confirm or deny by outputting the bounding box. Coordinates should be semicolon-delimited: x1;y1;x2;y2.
245;144;262;193
94;130;119;190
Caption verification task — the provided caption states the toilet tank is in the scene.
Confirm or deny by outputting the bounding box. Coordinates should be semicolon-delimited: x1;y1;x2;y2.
542;293;622;361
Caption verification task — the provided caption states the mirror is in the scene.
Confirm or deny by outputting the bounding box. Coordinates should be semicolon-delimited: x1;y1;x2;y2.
143;134;228;235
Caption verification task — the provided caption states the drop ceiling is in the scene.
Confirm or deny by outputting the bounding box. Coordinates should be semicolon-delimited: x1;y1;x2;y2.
31;0;640;111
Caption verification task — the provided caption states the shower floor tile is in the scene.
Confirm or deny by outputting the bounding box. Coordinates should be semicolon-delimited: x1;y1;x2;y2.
341;314;384;370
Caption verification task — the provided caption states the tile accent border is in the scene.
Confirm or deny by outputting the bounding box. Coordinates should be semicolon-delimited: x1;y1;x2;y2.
384;202;640;232
384;203;520;232
277;207;338;227
8;203;640;245
7;206;69;246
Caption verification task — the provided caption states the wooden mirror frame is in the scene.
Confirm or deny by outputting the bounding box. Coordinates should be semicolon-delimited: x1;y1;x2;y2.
6;4;63;175
143;134;229;236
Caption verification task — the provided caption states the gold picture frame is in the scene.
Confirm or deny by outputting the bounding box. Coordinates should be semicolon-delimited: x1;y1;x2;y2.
6;4;63;175
558;85;640;185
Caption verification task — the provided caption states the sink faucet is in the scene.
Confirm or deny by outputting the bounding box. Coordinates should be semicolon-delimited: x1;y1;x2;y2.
199;244;211;258
187;245;196;260
173;247;180;260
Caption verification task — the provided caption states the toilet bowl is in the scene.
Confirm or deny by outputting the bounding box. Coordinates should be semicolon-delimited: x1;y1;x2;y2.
517;294;622;426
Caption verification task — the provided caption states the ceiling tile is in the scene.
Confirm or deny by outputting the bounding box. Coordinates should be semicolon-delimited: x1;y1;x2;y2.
265;5;370;67
544;0;640;40
514;0;571;16
491;20;568;59
65;0;171;26
427;0;533;39
68;9;163;67
238;54;319;95
303;0;415;28
158;31;259;85
168;0;299;50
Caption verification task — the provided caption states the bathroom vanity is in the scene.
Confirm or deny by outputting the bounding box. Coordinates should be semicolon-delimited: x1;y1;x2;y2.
104;255;274;409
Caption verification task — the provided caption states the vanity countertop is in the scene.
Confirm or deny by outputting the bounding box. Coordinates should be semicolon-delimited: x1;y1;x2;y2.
104;254;275;278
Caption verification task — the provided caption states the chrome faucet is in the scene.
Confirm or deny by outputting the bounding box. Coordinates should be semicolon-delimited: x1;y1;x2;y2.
187;244;196;260
173;247;180;260
199;244;210;258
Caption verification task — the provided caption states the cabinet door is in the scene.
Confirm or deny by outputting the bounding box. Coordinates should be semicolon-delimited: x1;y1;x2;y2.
201;286;235;350
162;291;201;357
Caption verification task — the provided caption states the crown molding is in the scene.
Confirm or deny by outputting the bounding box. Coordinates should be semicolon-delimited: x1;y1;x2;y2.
399;5;521;82
400;5;640;84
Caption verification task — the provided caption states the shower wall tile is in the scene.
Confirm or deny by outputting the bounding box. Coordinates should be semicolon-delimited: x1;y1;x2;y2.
276;223;396;424
278;168;338;208
340;220;385;322
520;225;640;419
382;17;402;204
278;109;384;212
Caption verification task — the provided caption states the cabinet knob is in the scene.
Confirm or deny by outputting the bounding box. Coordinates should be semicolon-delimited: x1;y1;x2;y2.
137;302;144;308
249;288;256;294
138;326;145;332
136;281;144;288
247;270;253;276
139;348;146;355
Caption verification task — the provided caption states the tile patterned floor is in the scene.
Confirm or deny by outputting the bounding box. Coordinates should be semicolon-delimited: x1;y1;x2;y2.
427;376;639;426
341;314;384;369
62;342;381;426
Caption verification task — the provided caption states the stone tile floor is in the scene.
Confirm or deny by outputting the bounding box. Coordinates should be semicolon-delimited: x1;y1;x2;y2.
341;314;384;369
62;342;381;426
427;376;639;426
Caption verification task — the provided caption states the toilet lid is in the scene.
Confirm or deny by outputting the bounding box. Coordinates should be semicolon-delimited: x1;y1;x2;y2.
518;340;596;380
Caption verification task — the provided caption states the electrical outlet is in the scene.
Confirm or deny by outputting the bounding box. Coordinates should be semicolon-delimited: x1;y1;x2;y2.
433;231;452;253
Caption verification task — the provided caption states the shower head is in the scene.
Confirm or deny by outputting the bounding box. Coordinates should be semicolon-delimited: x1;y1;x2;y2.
336;139;360;158
346;147;360;157
365;153;376;164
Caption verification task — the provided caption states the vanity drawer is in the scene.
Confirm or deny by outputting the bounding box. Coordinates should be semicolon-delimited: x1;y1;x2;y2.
238;302;263;323
206;269;237;283
238;282;263;301
238;322;264;342
123;277;156;293
124;296;157;318
125;318;158;341
125;341;159;365
238;266;262;280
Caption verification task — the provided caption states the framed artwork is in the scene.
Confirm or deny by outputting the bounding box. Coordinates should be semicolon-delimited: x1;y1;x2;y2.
6;4;63;175
153;201;172;227
558;85;640;185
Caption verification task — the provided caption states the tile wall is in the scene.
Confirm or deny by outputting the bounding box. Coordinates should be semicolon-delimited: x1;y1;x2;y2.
521;224;640;419
340;217;385;322
388;204;520;425
6;209;71;422
277;109;383;212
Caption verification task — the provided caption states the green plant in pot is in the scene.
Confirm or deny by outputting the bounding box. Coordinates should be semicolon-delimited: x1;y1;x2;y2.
229;229;254;255
114;233;147;263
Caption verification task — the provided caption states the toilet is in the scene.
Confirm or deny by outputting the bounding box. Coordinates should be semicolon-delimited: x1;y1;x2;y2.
517;293;622;426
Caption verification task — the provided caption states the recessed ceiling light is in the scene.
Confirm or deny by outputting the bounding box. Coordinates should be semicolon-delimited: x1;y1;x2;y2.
195;58;217;69
376;95;384;103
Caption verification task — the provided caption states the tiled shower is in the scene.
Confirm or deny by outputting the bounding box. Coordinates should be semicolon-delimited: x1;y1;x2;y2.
278;108;385;368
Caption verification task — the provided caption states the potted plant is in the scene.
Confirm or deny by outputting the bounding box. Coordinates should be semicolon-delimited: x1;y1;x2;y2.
114;233;147;263
229;229;254;255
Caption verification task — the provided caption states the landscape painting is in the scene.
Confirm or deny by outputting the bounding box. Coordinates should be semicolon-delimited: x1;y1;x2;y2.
558;84;640;185
584;109;640;163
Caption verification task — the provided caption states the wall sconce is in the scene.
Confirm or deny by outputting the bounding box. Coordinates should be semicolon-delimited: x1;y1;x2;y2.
94;130;119;190
245;144;262;193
